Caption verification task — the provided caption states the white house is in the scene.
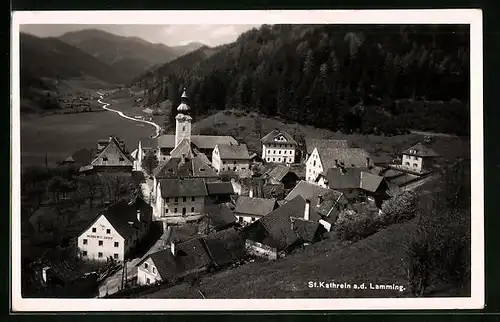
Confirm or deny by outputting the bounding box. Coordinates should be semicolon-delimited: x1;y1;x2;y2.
212;144;251;173
305;146;373;183
401;143;439;173
136;237;211;286
260;129;297;164
154;177;208;227
77;197;152;262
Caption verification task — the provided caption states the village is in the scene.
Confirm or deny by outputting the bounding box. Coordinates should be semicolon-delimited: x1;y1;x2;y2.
19;87;447;299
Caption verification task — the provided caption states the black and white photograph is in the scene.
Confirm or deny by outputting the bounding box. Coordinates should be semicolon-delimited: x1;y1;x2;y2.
11;10;483;311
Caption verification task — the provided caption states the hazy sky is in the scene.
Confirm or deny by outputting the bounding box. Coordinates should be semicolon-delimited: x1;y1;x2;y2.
19;24;261;47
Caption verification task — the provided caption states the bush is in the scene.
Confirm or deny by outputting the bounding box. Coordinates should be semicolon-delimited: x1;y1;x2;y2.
378;191;418;225
334;208;379;242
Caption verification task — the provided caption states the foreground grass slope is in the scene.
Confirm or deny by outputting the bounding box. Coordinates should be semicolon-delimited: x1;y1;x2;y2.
135;217;469;299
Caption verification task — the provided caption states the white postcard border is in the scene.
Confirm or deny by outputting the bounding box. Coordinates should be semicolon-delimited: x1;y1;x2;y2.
10;9;484;311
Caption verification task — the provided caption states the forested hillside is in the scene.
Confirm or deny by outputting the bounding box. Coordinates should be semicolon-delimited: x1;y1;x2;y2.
136;25;470;136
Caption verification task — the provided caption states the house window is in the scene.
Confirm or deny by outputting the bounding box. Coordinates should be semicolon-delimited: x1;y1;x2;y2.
413;163;418;168
106;229;111;234
144;263;149;269
102;157;108;162
174;197;178;202
278;150;281;154
146;278;151;284
251;217;255;222
98;240;103;246
313;160;316;166
267;150;270;154
174;208;178;213
183;197;187;202
405;162;410;166
152;267;156;274
83;239;88;245
238;217;243;223
182;126;186;131
114;242;119;247
267;158;270;162
114;253;119;260
82;251;87;256
119;157;124;161
272;158;275;161
98;252;103;258
92;228;96;233
191;196;195;201
191;207;194;212
165;208;169;214
233;161;237;164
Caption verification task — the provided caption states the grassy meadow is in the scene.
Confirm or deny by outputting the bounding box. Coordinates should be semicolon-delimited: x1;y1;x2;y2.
21;108;156;167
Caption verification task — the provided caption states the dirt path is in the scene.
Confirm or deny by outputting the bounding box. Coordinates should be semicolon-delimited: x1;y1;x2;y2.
96;93;162;139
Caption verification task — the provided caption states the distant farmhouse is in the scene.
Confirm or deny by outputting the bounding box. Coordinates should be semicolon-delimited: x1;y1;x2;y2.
260;129;298;164
77;197;152;262
400;142;439;174
80;136;134;174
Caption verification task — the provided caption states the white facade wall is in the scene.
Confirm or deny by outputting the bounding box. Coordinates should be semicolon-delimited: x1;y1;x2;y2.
137;257;163;286
154;184;206;219
77;216;125;262
261;143;295;164
305;148;324;183
402;154;423;172
212;146;251;173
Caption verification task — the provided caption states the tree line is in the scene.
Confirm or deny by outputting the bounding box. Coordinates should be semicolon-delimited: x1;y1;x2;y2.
136;24;470;136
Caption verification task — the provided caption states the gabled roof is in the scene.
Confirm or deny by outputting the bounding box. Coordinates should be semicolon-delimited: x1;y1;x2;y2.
258;196;321;250
143;237;211;281
170;139;193;158
263;164;293;182
261;130;298;145
192;136;238;150
233;196;277;217
158;135;238;150
153;156;218;179
203;228;245;267
291;217;320;243
320;168;386;193
402;143;439;157
203;203;237;228
82;198;152;240
206;182;235;195
160;178;208;198
91;136;133;166
285;180;347;205
316;147;372;169
216;144;251;160
305;138;349;154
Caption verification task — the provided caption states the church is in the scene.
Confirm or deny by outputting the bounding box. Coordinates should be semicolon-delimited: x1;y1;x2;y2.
134;89;238;170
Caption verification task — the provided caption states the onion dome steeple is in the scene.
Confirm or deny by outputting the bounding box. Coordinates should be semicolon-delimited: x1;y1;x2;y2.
177;88;190;113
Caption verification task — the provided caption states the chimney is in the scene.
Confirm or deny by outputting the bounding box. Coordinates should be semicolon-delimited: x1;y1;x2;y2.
249;188;254;198
170;241;176;256
317;194;323;207
42;266;50;283
304;199;311;221
109;135;114;142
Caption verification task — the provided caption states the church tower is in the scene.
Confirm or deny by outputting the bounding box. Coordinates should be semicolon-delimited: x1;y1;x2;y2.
174;89;192;148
